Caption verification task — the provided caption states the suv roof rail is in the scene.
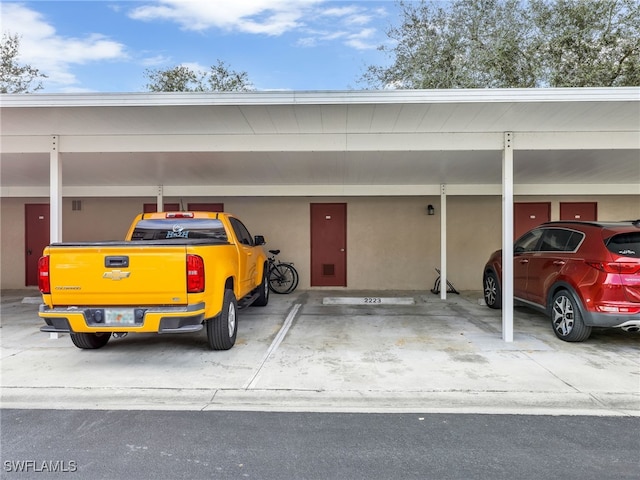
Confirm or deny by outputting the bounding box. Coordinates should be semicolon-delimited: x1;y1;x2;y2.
541;220;603;227
541;220;640;229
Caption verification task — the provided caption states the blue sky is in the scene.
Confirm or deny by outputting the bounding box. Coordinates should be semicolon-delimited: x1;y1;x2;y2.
1;1;400;93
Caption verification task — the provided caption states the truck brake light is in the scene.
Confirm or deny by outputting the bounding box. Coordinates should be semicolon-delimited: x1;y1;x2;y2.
187;254;205;293
38;256;50;294
167;212;194;218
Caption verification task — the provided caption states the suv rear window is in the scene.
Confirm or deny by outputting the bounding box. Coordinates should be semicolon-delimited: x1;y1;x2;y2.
131;219;228;241
606;232;640;258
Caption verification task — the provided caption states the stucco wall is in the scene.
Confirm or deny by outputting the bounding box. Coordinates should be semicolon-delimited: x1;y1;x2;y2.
2;195;639;291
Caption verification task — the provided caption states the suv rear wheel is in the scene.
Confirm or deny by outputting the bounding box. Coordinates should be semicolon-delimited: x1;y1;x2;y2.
550;290;592;342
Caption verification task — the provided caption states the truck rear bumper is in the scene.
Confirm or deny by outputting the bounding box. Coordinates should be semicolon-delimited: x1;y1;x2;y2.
39;303;206;334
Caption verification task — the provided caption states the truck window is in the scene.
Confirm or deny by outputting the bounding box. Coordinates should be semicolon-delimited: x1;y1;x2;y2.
131;219;228;241
229;218;253;246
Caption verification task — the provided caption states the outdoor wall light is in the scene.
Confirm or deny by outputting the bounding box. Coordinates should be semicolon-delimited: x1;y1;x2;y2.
427;204;435;215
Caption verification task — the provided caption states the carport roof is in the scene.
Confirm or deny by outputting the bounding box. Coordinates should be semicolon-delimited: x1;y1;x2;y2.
1;87;639;197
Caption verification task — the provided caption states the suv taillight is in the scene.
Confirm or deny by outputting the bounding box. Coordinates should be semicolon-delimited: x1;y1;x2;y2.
186;254;205;293
586;261;640;274
38;256;50;294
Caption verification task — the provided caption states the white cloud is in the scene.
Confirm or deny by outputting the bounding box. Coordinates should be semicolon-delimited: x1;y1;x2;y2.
1;3;127;88
321;6;360;18
292;4;384;51
129;0;322;35
345;28;378;50
180;61;208;74
320;7;371;25
127;0;387;49
141;54;174;67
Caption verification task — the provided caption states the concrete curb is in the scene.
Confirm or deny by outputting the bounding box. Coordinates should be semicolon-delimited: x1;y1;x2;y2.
3;387;638;416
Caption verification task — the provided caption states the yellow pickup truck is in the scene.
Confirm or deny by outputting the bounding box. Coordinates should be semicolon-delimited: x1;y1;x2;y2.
38;211;269;350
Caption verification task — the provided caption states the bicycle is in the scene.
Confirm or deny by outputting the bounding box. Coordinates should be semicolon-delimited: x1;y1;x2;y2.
267;249;299;294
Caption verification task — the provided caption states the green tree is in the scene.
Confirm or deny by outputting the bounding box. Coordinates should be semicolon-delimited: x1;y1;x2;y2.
362;0;640;89
532;0;640;87
0;33;47;93
206;61;254;92
145;61;254;92
144;65;204;92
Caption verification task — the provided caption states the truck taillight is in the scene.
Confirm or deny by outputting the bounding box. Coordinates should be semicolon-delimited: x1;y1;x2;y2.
38;256;50;294
187;254;205;293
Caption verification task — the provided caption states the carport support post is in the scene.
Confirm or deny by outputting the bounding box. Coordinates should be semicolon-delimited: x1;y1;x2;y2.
49;136;62;243
156;185;163;212
502;132;514;342
440;184;447;300
49;136;62;340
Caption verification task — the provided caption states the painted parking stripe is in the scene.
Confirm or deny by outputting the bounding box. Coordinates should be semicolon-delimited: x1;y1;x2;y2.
245;303;301;389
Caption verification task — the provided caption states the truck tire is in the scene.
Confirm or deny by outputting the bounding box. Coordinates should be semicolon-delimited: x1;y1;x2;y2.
253;267;269;307
70;332;111;349
207;289;238;350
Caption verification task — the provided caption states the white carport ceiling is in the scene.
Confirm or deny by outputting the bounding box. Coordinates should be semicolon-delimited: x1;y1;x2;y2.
1;88;639;197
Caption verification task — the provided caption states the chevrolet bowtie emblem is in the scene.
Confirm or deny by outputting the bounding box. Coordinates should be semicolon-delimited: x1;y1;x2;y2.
103;270;131;281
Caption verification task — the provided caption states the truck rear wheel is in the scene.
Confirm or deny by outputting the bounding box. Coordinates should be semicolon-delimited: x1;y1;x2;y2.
70;332;111;349
252;267;269;307
207;289;238;350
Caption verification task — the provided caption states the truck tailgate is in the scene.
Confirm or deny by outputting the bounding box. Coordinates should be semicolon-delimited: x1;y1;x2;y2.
47;243;189;306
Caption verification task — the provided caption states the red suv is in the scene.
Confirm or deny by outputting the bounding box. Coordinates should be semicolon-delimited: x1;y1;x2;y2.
483;220;640;342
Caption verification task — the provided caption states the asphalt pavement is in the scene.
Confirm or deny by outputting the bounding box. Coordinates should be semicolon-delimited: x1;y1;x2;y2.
1;288;639;416
3;409;638;480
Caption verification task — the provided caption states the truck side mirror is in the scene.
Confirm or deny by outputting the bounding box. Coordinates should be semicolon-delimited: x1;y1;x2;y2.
254;235;266;246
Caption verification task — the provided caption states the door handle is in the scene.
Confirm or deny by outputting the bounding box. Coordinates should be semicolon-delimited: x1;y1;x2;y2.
519;259;529;264
27;249;32;255
553;260;566;266
340;248;345;252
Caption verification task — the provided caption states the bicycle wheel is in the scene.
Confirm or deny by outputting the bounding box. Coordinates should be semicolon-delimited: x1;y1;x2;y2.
269;263;296;294
286;263;299;293
278;263;299;293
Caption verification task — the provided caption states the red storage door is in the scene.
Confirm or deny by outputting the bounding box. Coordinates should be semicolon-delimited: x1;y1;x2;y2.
25;204;50;286
514;203;550;239
310;203;347;287
560;202;597;221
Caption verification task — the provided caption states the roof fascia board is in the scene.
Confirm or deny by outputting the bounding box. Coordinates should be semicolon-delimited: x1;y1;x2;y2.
515;131;640;150
44;132;503;153
3;183;637;198
4;131;634;154
1;87;638;108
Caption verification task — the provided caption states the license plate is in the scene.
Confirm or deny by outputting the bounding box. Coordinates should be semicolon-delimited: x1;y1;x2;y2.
104;308;136;325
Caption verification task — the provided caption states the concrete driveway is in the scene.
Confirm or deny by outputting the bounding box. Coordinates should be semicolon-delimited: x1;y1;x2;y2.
1;288;638;415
